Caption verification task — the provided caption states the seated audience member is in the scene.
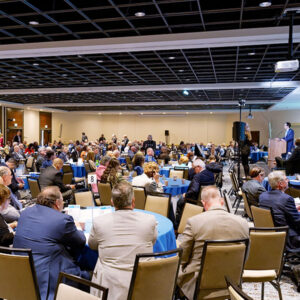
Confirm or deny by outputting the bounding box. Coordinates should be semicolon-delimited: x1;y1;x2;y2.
259;171;300;249
284;138;300;174
184;159;215;202
86;146;95;161
132;162;163;193
206;155;223;174
92;156;111;193
113;150;120;159
0;166;22;223
177;156;189;167
253;157;271;176
177;186;249;299
80;145;88;160
25;143;35;155
158;146;170;165
88;181;157;299
13;186;89;300
144;147;157;163
242;167;266;207
133;155;144;176
39;158;75;202
0;184;15;246
58;146;69;163
11;145;24;163
100;158;124;188
36;147;46;172
41;150;55;169
94;147;101;162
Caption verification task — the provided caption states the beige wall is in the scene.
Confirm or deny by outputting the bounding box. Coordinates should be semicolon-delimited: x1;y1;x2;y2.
23;110;39;143
14;108;300;145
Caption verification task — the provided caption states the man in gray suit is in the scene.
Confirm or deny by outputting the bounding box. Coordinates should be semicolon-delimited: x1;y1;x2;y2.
177;186;249;300
242;166;266;207
88;181;157;300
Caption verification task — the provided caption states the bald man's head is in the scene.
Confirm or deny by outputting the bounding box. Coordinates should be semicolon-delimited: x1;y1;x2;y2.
201;186;224;210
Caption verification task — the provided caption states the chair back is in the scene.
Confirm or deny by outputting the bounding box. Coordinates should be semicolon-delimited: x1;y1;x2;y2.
178;203;203;234
0;246;41;300
127;248;182;300
241;191;253;220
55;272;108;300
169;169;184;179
63;172;73;185
223;190;234;213
251;206;274;227
28;178;41;199
174;166;189;180
62;164;73;173
133;186;146;210
26;156;34;169
194;239;249;300
225;276;253;300
145;193;171;217
229;171;239;193
98;182;112;206
244;227;288;276
74;191;95;207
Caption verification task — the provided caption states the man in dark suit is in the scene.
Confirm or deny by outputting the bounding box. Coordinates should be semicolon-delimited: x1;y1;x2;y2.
13;186;89;300
39;158;75;202
285;138;300;175
142;134;156;152
12;130;22;144
259;171;300;249
282;122;295;154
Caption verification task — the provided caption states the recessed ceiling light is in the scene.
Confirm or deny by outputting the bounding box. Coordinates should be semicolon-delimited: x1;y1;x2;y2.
97;60;103;63
186;112;189;114
29;21;39;25
178;69;184;72
140;112;144;115
259;2;272;8
98;112;102;115
118;71;124;74
33;63;39;66
135;12;145;17
162;112;166;115
40;109;43;111
38;83;43;86
245;67;252;70
62;74;67;77
248;51;255;56
183;89;189;96
243;77;249;79
83;82;88;85
210;112;213;114
168;56;175;60
119;112;122;115
11;75;16;78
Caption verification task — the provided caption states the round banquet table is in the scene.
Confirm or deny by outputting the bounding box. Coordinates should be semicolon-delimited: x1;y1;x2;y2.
262;176;296;191
289;179;300;189
250;151;268;163
159;166;174;177
76;206;177;270
162;178;190;196
71;163;86;177
119;157;126;164
21;172;40;190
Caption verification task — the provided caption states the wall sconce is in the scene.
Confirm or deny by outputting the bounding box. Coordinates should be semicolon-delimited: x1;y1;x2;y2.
45;125;48;129
8;118;16;122
14;123;18;127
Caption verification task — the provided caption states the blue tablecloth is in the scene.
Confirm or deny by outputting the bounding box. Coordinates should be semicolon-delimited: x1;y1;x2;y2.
155;150;161;157
289;180;300;189
71;164;86;177
263;176;296;191
163;178;190;196
159;166;173;177
119;157;126;164
77;207;176;270
250;151;268;163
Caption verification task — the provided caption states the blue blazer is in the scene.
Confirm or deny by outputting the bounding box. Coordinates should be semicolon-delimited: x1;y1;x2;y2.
283;128;295;153
259;190;300;238
13;205;88;300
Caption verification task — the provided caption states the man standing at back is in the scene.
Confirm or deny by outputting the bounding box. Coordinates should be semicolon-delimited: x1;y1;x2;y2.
88;181;157;300
143;134;156;151
177;186;249;299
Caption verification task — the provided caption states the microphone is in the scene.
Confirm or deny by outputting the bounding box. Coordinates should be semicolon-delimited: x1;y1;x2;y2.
277;129;285;138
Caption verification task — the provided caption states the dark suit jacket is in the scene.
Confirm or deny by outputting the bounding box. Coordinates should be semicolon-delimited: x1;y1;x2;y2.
259;190;300;238
185;169;215;201
39;166;70;193
242;179;266;207
13;205;87;300
13;135;21;144
0;214;14;246
143;140;156;151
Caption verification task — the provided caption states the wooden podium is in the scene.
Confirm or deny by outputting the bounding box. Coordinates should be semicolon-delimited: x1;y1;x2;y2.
268;139;286;168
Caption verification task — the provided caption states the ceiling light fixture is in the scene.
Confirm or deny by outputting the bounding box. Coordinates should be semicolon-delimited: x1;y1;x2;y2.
210;112;213;114
33;63;39;66
178;69;184;72
259;2;272;8
243;77;248;79
62;74;67;77
11;75;16;78
119;112;122;115
182;89;189;96
135;12;145;17
97;60;103;63
245;66;252;70
118;71;124;74
248;51;255;56
29;21;39;25
168;56;175;60
247;106;254;119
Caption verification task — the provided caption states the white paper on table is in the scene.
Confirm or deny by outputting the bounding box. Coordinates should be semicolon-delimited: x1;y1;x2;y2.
68;205;81;221
294;197;300;206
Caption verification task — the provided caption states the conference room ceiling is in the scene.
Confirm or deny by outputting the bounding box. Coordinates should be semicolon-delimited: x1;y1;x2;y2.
0;0;299;112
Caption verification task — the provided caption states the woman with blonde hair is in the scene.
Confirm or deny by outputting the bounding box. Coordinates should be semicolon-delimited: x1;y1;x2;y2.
0;184;14;246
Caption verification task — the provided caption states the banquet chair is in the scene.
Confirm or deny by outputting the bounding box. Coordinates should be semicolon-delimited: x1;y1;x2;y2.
169;169;184;179
223;190;234;214
169;160;178;166
28;177;41;199
225;276;253;300
177;203;203;235
145;192;171;218
62;164;73;173
26;156;35;172
98;182;112;206
74;191;95;207
241;191;253;221
63;172;73;185
193;239;249;300
132;186;146;210
55;272;108;300
251;206;275;228
242;227;288;300
0;246;41;300
127;248;182;300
